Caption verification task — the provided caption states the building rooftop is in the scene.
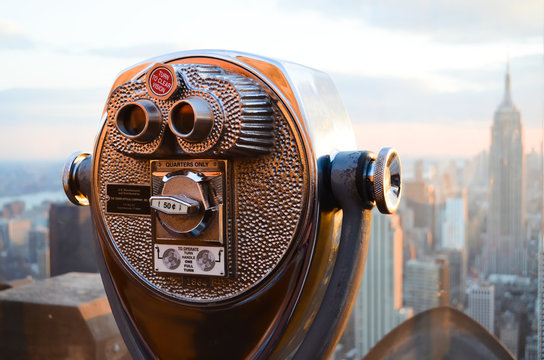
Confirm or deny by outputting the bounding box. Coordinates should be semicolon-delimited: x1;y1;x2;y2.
0;272;105;306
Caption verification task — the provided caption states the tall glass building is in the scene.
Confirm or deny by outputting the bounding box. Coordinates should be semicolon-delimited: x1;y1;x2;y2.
485;66;526;276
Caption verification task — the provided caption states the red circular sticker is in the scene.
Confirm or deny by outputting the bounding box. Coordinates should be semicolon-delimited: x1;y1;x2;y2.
148;67;174;97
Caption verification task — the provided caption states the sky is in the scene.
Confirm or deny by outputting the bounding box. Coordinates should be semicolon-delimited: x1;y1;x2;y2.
0;0;542;160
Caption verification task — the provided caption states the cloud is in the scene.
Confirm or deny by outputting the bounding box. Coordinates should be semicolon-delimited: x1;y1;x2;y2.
0;88;105;125
278;0;541;43
333;73;494;123
0;0;540;160
0;20;34;49
331;52;542;129
0;88;105;160
88;42;181;59
0;51;539;160
0;122;97;160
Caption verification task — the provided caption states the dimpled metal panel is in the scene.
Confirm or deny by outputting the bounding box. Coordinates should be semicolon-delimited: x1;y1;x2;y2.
97;67;307;302
106;79;224;156
108;64;274;156
107;82;165;155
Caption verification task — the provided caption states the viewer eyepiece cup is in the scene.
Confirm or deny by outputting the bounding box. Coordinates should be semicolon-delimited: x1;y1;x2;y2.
115;100;162;143
168;97;214;143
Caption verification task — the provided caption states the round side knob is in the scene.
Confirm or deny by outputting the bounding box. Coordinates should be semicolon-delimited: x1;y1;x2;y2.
373;148;402;214
62;152;92;206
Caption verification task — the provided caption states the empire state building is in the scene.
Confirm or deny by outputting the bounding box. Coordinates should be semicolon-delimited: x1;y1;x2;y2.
485;66;526;276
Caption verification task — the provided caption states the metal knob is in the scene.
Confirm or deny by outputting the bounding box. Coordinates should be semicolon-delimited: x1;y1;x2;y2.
62;152;92;206
365;148;402;214
150;171;222;236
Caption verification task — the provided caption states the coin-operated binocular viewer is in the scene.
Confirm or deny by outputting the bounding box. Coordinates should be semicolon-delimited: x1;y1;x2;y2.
63;50;402;359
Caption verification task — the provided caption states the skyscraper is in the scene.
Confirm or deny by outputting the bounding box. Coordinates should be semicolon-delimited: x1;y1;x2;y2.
437;248;467;307
404;179;436;257
485;65;526;276
49;203;97;276
335;210;412;359
539;233;543;359
499;310;519;356
404;181;435;231
404;257;449;315
351;210;408;357
467;282;495;334
441;192;467;250
28;227;49;279
525;335;538;360
438;191;468;307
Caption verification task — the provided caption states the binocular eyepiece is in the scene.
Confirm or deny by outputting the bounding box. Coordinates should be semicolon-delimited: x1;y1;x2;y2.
62;50;402;359
115;100;162;143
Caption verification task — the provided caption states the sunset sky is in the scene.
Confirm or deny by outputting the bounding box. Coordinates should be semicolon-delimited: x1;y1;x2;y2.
0;0;542;159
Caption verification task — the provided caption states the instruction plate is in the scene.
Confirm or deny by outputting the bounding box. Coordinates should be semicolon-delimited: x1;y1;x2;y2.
154;244;225;277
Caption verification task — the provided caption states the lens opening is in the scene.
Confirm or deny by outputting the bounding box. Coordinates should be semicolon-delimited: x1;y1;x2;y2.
169;98;214;143
170;102;196;136
117;104;147;136
115;101;162;143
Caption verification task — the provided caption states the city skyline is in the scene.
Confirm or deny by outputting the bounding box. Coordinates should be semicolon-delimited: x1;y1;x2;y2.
337;68;541;357
0;138;540;358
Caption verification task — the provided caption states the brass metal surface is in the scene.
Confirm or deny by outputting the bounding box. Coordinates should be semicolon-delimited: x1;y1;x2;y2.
85;50;363;359
94;55;312;304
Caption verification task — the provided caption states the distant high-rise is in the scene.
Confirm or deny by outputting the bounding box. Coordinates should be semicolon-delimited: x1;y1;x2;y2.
525;335;538;360
441;192;467;250
404;257;449;315
404;179;436;257
28;227;49;279
350;210;411;357
485;65;526;276
7;219;31;255
49;203;97;276
437;192;468;307
539;233;543;359
499;310;519;356
404;181;435;231
1;201;25;219
0;219;9;252
437;248;467;307
466;282;495;334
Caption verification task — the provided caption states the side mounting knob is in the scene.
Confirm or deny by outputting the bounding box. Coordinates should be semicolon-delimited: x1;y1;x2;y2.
62;152;92;206
372;148;402;214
